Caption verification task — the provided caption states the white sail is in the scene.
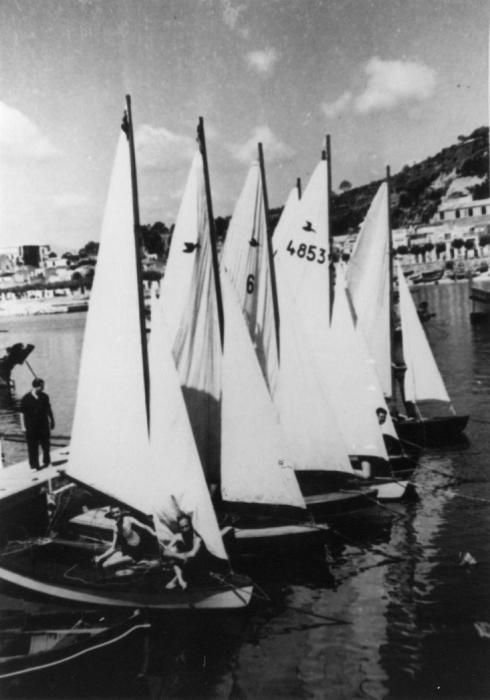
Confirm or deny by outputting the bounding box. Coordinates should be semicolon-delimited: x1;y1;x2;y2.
346;182;392;398
274;159;331;369
67;132;152;511
273;159;352;473
220;272;305;508
272;184;301;253
221;161;278;395
396;261;451;405
159;151;221;481
330;265;389;459
149;295;227;560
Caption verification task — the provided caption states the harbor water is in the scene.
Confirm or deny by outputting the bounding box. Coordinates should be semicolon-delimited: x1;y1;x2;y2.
1;280;490;699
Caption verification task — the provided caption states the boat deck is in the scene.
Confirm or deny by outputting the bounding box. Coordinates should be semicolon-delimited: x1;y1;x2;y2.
0;447;69;514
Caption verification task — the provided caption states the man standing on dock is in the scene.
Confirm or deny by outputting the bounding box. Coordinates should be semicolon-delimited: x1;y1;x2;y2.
20;378;55;471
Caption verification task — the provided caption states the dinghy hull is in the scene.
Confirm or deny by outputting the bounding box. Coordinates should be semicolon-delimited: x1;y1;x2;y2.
0;609;149;682
395;414;469;446
0;541;253;611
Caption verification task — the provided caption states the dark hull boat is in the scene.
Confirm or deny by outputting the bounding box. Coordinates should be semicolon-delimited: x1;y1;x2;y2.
0;608;149;683
395;414;469;446
0;539;253;611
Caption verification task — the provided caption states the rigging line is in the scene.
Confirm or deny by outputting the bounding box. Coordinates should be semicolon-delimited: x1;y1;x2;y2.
468;417;490;424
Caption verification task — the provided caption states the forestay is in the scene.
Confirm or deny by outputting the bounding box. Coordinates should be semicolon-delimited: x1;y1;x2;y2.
220;273;305;508
158;151;222;481
396;261;451;405
221;162;278;395
346;182;392;398
330;265;389;459
149;294;227;560
67;133;151;510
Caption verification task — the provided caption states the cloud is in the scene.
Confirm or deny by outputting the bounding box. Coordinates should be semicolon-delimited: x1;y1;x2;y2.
0;101;59;161
220;0;248;37
246;48;279;75
227;125;295;164
322;91;353;119
355;57;436;113
135;124;195;172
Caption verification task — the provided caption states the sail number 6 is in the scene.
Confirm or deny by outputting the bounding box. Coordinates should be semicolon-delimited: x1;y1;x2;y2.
286;240;326;263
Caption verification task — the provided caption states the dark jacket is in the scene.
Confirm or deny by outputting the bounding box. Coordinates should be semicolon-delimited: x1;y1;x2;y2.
20;391;54;434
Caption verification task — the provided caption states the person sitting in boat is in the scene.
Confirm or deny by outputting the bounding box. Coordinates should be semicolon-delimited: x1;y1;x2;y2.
162;515;203;590
376;407;403;457
94;506;160;569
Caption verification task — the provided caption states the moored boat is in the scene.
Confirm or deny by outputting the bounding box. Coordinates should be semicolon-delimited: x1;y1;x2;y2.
0;98;253;611
0;608;149;682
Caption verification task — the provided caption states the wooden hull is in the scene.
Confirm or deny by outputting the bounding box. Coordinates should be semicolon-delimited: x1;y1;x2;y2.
0;541;253;611
0;610;149;682
395;414;469;446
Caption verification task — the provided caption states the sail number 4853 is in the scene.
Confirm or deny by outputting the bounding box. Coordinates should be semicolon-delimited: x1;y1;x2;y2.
286;240;326;263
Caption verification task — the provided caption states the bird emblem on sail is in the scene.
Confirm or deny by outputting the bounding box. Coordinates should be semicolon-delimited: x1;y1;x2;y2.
302;220;316;232
183;242;200;253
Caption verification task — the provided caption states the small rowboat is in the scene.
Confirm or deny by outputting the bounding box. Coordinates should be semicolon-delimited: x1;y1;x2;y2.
0;608;149;682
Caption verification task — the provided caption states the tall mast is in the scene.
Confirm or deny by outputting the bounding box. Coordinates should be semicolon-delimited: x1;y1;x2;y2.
197;116;224;349
258;142;280;360
386;165;395;401
325;134;334;319
123;94;150;428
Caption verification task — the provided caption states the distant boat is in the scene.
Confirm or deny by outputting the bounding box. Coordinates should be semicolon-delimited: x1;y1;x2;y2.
0;99;253;610
347;175;468;447
0;609;149;683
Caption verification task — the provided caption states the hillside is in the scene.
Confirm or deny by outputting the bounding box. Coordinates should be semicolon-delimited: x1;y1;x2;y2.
328;125;489;237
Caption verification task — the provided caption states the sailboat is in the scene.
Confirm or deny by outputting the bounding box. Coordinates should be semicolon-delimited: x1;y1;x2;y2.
330;264;415;500
346;173;468;447
159;129;326;550
394;259;469;444
0;98;253;610
271;152;379;517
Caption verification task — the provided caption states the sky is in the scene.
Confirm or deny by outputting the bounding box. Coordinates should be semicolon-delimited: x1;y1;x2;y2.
0;0;488;250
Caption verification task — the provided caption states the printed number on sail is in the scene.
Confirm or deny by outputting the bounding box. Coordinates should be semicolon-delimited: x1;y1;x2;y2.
286;240;326;263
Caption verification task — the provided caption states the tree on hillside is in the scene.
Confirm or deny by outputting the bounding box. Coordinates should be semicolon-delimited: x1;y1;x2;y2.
435;242;446;260
339;180;352;193
464;239;476;259
423;242;434;261
451;238;464;258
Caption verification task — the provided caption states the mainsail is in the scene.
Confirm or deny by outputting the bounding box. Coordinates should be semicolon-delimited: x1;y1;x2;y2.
274;159;353;474
158;151;221;482
221;161;278;395
67;131;152;511
346;182;392;398
149;294;227;559
396;261;451;407
220;272;305;509
330;265;389;459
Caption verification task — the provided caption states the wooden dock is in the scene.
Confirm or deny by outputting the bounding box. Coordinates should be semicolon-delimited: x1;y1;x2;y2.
0;447;70;518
